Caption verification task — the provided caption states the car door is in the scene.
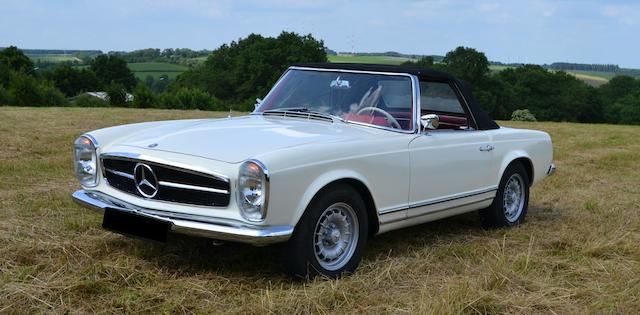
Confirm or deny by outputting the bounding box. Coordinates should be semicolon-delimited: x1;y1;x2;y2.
408;81;497;218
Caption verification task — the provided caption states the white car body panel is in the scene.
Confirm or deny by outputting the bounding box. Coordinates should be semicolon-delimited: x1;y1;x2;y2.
73;67;555;246
83;114;553;231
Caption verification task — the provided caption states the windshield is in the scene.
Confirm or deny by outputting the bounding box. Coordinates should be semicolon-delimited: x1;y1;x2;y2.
256;69;414;131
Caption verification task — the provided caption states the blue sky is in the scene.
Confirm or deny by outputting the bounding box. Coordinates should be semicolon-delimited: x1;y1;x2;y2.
1;0;639;67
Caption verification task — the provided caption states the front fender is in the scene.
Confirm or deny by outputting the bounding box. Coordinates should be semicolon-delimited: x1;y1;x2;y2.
290;169;375;228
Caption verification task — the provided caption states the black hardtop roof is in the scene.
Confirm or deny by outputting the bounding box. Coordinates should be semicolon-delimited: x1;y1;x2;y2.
291;62;455;82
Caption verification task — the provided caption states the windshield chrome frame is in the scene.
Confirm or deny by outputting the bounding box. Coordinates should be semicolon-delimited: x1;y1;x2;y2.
254;66;420;134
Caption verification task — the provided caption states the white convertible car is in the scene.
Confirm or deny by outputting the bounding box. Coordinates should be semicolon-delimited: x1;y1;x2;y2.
73;63;555;278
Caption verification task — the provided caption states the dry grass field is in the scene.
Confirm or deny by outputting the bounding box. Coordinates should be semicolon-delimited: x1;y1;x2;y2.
1;107;639;314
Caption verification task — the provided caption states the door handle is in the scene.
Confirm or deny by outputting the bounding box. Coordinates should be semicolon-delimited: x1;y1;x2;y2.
479;145;494;152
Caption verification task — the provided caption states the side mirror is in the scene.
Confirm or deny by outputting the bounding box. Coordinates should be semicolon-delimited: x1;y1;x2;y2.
254;98;263;109
421;114;439;131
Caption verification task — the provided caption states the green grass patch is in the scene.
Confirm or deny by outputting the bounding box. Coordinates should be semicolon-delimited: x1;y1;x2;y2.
28;54;82;63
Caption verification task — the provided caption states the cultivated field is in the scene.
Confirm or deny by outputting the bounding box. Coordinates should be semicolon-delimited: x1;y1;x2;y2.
27;54;82;63
1;107;639;314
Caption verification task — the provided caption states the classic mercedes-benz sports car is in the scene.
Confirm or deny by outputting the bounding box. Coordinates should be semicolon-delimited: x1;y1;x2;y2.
73;63;555;278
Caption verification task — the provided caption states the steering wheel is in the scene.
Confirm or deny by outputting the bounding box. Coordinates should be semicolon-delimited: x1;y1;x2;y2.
356;107;401;129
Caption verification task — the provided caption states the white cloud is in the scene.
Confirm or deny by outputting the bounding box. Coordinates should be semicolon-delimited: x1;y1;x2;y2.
601;4;640;26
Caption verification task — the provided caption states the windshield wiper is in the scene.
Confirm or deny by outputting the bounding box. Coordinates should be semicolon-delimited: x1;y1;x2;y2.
260;107;345;122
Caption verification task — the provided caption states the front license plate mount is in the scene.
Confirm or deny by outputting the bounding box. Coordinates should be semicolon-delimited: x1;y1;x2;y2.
102;208;170;242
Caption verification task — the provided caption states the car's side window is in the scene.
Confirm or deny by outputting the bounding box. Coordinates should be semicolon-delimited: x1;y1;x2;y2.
420;81;471;130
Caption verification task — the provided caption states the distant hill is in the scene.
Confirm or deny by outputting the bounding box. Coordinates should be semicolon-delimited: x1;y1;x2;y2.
7;47;639;86
328;52;640;87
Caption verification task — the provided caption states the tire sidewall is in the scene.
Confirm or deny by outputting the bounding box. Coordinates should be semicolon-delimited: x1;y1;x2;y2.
285;184;368;279
496;163;530;227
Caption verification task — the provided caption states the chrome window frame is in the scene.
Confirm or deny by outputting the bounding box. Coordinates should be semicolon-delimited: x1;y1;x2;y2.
255;66;421;134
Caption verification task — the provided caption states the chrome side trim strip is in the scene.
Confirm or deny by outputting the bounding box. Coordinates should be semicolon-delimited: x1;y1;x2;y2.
408;186;497;209
72;190;292;246
382;196;495;224
378;205;407;214
158;181;229;194
378;186;498;215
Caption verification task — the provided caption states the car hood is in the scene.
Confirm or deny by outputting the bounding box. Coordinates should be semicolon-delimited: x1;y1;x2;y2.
110;115;380;163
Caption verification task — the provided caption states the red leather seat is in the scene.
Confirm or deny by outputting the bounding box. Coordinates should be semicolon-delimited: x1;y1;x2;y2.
439;115;467;126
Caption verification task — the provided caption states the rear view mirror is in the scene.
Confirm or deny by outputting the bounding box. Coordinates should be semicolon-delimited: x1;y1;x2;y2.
254;98;263;109
421;114;439;131
330;76;350;89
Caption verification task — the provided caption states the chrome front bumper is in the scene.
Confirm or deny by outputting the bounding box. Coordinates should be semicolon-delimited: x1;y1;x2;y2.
72;190;293;246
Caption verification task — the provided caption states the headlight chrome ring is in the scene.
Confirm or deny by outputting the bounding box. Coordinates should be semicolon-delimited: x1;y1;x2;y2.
236;159;269;222
74;134;99;187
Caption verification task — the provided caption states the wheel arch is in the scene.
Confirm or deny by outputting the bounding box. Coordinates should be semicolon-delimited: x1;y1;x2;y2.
292;171;380;237
499;151;534;186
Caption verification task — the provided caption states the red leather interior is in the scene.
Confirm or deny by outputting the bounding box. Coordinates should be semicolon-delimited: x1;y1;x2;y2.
342;112;468;130
439;115;468;126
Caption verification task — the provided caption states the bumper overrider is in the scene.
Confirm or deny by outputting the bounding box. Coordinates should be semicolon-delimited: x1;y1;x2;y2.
547;162;556;176
72;190;293;246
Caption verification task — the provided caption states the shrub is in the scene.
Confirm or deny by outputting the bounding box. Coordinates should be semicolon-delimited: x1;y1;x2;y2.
0;87;12;105
6;71;67;106
132;84;157;108
607;92;640;125
156;92;180;109
511;109;537;122
39;83;68;106
45;64;101;97
106;83;128;106
174;88;220;110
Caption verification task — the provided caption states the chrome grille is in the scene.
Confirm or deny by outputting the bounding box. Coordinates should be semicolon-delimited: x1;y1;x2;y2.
101;156;230;207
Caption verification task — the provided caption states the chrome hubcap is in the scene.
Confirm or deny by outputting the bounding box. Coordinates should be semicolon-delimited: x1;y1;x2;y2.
503;173;525;222
313;202;359;271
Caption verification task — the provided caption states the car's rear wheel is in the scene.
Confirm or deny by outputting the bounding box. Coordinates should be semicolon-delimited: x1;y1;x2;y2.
480;162;530;228
282;184;368;279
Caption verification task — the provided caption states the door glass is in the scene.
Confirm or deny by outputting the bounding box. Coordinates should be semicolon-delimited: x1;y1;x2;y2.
420;82;465;114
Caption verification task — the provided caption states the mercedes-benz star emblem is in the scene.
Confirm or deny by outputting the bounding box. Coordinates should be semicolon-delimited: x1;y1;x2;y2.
134;163;159;198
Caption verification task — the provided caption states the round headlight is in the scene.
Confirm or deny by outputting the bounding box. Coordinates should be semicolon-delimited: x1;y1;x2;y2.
74;135;98;187
237;160;269;222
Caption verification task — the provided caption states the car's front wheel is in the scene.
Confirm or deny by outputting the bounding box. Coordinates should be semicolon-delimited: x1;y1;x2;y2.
479;162;530;228
282;184;368;279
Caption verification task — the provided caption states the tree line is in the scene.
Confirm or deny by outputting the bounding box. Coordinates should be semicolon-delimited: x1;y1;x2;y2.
107;48;211;67
402;48;640;125
1;34;640;125
546;62;620;73
0;32;327;111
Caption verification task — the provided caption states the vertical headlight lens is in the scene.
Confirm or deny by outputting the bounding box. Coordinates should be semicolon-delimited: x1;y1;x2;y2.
74;135;98;187
237;160;269;222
